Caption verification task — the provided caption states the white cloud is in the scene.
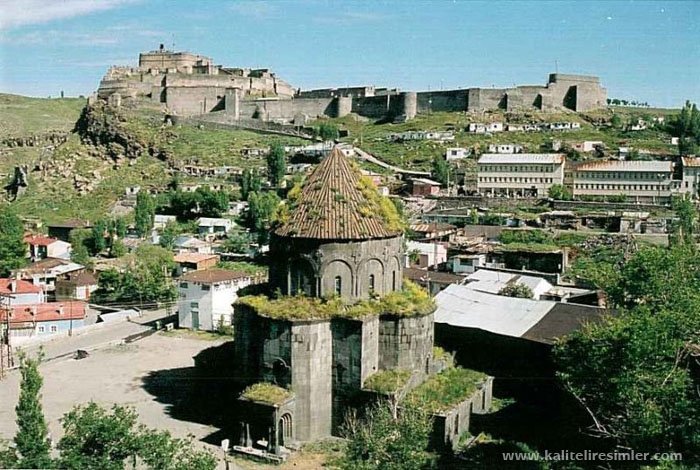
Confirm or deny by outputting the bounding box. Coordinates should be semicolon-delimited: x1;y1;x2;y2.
0;24;166;46
0;0;140;30
229;1;277;19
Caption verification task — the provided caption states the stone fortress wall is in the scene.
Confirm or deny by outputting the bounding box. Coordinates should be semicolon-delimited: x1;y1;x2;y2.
97;47;607;123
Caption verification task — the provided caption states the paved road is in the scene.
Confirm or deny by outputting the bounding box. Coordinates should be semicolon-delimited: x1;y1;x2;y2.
354;146;431;176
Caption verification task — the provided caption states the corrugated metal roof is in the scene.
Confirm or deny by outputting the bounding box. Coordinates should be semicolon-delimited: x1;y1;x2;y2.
434;285;555;337
478;154;565;165
465;270;553;298
274;147;399;240
681;157;700;167
574;160;673;172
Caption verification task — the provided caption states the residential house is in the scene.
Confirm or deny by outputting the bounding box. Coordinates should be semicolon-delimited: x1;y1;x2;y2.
409;223;458;241
467;123;486;134
197;217;234;238
445;148;469;161
174;235;213;254
177;269;252;331
47;219;90;242
572;141;603;153
360;169;384;186
486;144;523;154
55;271;98;301
450;254;487;274
463;269;553;300
403;268;465;297
486;122;504;133
0;301;87;342
25;235;71;261
571;160;678;203
173;253;220;277
16;258;84;299
406;241;448;269
477;154;566;197
410;178;441;197
154;214;177;230
0;278;46;305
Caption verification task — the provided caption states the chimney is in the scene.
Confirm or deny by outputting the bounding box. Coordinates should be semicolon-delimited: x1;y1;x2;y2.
30;305;37;316
58;305;64;316
10;279;17;293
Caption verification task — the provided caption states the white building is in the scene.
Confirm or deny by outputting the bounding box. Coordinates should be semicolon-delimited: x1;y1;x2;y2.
681;157;700;197
571;160;678;203
486;122;504;133
25;235;72;261
450;254;486;274
445;147;469;161
174;236;213;254
406;241;448;269
197;218;234;237
477;154;566;197
464;269;553;300
467;123;486;134
571;141;603;153
486;144;523;154
154;214;177;230
0;278;46;306
177;269;252;331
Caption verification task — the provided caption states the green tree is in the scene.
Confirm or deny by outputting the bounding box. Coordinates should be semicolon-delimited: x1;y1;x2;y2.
136;429;216;470
340;401;435;470
109;239;127;258
241;169;263;201
58;402;140;470
13;352;52;469
220;231;252;254
114;218;127;238
69;228;92;267
317;122;339;141
158;221;178;250
610;114;623;129
196;187;229;218
669;194;697;247
247;191;281;232
91;219;107;254
267;144;286;187
430;156;449;186
555;245;700;461
135;191;155;237
498;283;534;298
0;207;26;276
668;100;700;155
547;184;573;201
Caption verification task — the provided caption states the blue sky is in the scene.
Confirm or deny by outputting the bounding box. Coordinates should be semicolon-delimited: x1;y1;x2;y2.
0;0;698;107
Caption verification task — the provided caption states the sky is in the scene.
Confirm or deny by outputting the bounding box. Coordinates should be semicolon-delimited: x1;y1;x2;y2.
0;0;698;108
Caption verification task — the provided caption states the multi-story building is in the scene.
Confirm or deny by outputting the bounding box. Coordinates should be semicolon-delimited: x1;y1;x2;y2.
570;160;678;203
680;157;700;198
476;154;566;197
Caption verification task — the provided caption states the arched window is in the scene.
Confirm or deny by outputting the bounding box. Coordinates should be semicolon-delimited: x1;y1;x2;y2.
369;274;375;293
334;276;342;295
392;271;396;290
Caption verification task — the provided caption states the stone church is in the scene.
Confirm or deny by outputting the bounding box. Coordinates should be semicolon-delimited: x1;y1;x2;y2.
232;147;492;458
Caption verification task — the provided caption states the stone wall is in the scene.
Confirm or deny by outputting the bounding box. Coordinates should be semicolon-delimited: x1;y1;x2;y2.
416;90;469;113
268;235;404;302
165;86;226;115
378;313;434;372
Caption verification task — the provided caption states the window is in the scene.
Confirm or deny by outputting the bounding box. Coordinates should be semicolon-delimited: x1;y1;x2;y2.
38;326;45;333
369;274;375;293
190;302;199;309
179;282;188;289
201;284;210;291
334;276;342;295
392;271;397;290
50;325;57;333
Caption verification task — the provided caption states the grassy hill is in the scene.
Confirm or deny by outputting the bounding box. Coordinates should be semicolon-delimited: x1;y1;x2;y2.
0;93;85;136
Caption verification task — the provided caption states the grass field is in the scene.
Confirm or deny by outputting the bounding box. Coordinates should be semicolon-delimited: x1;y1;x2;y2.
0;93;85;136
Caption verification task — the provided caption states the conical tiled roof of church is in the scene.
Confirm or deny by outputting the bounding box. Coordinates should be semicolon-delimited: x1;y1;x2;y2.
274;147;401;240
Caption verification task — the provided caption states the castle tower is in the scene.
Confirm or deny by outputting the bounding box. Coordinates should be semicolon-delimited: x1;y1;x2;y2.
269;147;404;301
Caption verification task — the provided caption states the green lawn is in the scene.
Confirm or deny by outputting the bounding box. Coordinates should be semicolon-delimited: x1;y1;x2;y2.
0;93;85;136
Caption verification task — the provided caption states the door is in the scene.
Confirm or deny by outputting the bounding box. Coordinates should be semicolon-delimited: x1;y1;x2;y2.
191;310;200;330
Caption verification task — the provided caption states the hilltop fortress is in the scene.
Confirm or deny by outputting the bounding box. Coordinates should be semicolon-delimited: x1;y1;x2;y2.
97;47;607;123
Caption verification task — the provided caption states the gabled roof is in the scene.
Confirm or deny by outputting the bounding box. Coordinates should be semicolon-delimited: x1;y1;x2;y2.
180;268;249;284
24;235;61;246
173;253;219;264
0;278;42;294
17;258;82;276
274;146;400;240
2;301;87;324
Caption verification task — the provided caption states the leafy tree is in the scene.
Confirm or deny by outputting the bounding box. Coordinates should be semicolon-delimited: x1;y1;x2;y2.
555;245;700;462
135;191;155;237
58;403;140;470
668;101;700;155
91;219;107;254
69;228;92;267
317;122;339;141
109;239;127;258
158;221;178;249
114;218;127;238
247;191;281;232
196;187;229;218
0;207;26;276
220;231;252;254
240;169;262;201
669;194;697;247
267;143;286;187
340;400;435;470
547;184;572;201
136;429;216;470
430;156;450;186
610;114;623;129
13;352;52;469
498;283;534;298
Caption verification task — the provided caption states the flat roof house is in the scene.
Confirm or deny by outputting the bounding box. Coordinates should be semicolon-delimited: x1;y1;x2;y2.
178;269;252;331
410;178;442;197
173;252;220;277
197;217;235;238
477;154;566;198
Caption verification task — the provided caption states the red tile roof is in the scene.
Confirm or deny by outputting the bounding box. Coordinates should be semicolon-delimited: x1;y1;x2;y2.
0;278;43;294
173;253;219;264
0;301;87;324
24;235;59;246
274;146;399;240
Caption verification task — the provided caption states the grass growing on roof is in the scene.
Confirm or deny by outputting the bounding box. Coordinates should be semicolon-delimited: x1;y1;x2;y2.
404;367;488;414
364;369;412;395
495;242;561;254
238;280;435;321
240;383;292;405
432;346;454;368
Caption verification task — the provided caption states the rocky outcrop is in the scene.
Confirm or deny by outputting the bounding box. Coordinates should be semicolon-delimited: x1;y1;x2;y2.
1;131;69;149
4;165;29;201
74;102;170;163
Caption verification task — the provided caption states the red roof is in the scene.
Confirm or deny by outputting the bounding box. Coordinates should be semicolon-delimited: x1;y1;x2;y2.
24;235;60;246
173;253;219;264
0;278;43;294
1;301;87;324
